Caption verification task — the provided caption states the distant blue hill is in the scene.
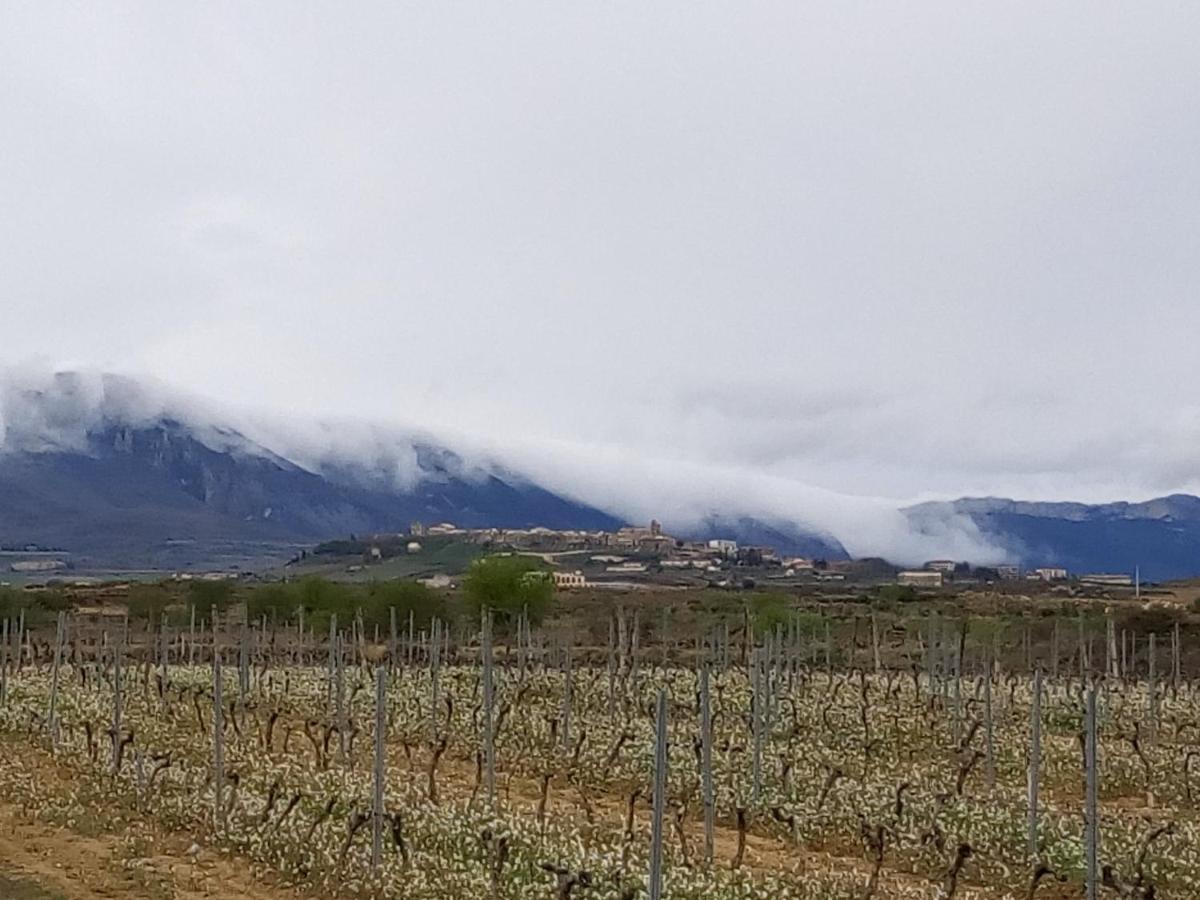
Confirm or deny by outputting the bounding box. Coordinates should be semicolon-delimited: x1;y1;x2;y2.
905;495;1200;582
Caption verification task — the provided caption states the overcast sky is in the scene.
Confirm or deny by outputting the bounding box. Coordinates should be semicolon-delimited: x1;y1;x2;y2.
4;4;1200;555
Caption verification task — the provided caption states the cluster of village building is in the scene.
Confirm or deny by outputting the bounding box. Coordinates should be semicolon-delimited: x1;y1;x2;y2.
400;519;820;587
397;520;1133;591
896;562;1132;589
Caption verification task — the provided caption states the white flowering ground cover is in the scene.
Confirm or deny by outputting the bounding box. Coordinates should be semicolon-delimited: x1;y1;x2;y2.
1;649;1198;898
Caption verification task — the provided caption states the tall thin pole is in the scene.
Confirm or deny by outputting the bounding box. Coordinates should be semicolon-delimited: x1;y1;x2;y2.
372;665;386;869
430;619;442;741
47;611;66;748
389;606;398;671
648;689;668;900
213;616;226;833
700;666;714;865
481;610;496;806
1027;668;1042;860
1084;682;1099;900
111;624;124;773
1148;633;1159;738
1173;621;1182;687
561;644;572;752
335;632;347;763
0;618;8;708
983;655;995;787
750;648;764;805
327;613;337;716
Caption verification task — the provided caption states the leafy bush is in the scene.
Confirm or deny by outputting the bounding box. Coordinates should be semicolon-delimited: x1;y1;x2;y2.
245;583;297;623
363;580;445;631
463;555;554;625
126;583;172;624
748;592;791;637
876;584;918;603
188;579;236;614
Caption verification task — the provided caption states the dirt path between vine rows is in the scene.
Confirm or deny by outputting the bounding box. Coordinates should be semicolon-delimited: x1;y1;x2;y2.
0;795;306;900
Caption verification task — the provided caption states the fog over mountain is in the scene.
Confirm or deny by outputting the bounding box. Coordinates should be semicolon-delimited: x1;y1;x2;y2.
0;367;990;565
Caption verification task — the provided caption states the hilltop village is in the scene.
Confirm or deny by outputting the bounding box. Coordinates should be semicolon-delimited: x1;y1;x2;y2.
306;520;1134;593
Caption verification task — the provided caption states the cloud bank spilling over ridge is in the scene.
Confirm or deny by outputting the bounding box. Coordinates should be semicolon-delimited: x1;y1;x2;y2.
4;4;1200;561
0;365;1008;565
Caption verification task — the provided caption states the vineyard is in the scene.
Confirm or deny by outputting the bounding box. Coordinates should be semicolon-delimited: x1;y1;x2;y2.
0;601;1198;899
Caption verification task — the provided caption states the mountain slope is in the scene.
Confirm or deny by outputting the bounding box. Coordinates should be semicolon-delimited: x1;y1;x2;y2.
0;420;623;569
905;495;1200;582
680;514;848;560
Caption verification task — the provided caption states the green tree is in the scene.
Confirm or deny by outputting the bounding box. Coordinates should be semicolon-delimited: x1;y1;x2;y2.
747;592;791;637
34;588;73;613
126;583;171;626
245;583;298;623
188;579;236;614
875;584;918;604
0;585;30;622
363;580;445;631
463;555;554;625
292;576;356;629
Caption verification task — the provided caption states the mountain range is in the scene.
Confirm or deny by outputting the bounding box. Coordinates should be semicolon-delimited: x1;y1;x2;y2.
904;496;1200;583
0;419;628;570
2;372;1199;579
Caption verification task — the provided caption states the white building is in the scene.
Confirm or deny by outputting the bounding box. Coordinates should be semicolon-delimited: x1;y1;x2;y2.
1079;573;1133;587
9;559;66;573
553;571;587;588
1034;567;1068;582
707;539;738;557
925;560;957;573
897;570;943;588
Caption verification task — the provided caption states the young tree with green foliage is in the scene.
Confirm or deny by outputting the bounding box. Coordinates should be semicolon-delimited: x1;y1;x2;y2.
290;576;355;629
463;554;554;625
875;584;918;604
188;579;236;614
747;592;791;637
245;583;297;624
363;580;445;631
126;583;171;627
0;585;28;622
